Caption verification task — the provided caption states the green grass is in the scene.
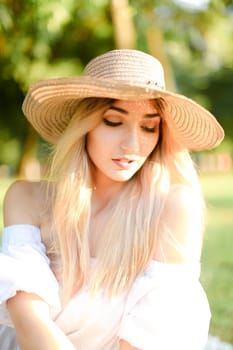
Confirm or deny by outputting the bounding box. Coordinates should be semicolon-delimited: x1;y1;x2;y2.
0;178;13;232
200;173;233;344
0;174;233;343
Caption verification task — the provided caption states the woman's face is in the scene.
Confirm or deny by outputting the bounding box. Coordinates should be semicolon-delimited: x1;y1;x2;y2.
86;99;161;185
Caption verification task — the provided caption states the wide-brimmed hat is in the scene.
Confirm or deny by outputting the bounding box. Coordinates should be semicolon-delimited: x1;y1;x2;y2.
22;49;224;150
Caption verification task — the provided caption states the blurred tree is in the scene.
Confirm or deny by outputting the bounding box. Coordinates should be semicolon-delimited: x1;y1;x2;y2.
132;1;176;90
132;0;233;142
0;0;232;174
0;0;114;174
111;0;136;48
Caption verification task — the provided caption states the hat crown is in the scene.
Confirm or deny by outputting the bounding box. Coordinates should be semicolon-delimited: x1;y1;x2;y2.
84;49;165;90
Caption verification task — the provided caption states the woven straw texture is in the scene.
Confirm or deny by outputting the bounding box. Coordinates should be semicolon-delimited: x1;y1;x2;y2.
22;49;224;149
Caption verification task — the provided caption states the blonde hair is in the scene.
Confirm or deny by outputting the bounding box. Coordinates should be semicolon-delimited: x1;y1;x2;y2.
47;97;203;303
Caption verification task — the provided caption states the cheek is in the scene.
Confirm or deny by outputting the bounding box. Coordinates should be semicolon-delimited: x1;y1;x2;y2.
141;134;159;155
86;132;99;161
86;126;111;160
87;125;120;152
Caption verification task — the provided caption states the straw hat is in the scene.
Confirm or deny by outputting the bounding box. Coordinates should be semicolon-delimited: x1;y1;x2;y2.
22;49;224;150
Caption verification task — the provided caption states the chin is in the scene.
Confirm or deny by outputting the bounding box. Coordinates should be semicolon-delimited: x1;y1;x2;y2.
110;173;137;182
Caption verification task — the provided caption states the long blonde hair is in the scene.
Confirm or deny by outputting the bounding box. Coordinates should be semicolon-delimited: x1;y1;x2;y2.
47;97;203;302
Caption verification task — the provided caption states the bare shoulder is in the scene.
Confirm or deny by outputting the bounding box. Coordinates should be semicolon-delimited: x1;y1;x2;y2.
164;184;203;213
3;180;49;227
154;184;204;263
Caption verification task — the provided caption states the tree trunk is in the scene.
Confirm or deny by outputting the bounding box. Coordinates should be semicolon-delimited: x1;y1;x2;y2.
146;27;176;91
111;0;136;49
17;125;41;180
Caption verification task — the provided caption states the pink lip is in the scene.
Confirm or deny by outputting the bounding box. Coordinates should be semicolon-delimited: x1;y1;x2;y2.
112;158;137;170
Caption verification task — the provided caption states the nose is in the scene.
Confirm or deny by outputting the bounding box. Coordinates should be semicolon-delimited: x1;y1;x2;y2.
121;127;140;153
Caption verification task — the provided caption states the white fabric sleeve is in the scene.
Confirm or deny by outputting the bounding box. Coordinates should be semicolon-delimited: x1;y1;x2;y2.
0;224;61;327
118;260;211;350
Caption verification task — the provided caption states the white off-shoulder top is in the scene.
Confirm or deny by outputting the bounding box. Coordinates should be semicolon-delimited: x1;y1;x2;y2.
0;224;211;350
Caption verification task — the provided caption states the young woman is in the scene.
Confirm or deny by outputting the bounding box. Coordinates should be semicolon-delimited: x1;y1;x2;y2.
0;49;224;350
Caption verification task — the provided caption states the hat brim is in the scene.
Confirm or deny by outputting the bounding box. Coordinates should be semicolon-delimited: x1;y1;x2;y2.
22;76;224;150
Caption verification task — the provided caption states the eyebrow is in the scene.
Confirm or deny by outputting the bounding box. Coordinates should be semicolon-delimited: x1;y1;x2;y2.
109;106;160;118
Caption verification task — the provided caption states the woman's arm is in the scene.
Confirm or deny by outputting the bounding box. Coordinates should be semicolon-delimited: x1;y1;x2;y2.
7;292;75;350
4;181;75;349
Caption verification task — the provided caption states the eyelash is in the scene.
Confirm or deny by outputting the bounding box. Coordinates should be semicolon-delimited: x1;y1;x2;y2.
103;118;159;133
143;126;157;133
103;118;122;127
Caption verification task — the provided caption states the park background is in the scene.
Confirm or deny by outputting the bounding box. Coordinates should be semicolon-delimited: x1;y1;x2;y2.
0;0;232;345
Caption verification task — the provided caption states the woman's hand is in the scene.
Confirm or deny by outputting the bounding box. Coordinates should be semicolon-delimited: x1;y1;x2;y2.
7;292;75;350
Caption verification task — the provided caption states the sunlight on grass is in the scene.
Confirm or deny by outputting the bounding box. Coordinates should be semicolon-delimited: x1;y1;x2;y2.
200;173;233;344
0;178;13;232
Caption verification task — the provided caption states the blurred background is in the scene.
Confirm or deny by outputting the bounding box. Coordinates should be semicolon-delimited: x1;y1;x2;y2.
0;0;232;345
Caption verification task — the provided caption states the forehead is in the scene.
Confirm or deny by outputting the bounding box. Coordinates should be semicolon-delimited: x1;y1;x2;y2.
111;99;158;114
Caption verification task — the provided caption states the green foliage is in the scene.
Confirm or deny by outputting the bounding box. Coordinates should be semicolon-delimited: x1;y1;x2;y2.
0;179;12;241
0;78;27;168
0;0;232;169
132;0;233;141
0;0;114;168
0;0;113;88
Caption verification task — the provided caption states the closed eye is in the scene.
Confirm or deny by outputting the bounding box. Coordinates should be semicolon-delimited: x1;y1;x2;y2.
142;125;157;133
142;121;160;133
103;118;122;127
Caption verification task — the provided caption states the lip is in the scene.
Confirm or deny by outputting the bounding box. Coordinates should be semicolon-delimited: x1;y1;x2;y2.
112;158;138;170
